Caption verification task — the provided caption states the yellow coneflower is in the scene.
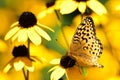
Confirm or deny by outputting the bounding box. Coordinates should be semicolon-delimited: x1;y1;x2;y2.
4;11;54;46
49;56;83;80
3;45;43;73
58;0;107;15
38;0;60;18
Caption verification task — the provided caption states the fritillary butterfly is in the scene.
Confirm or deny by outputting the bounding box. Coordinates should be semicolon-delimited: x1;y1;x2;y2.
60;16;103;68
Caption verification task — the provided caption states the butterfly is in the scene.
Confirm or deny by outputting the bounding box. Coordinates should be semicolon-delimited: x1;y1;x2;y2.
60;16;103;68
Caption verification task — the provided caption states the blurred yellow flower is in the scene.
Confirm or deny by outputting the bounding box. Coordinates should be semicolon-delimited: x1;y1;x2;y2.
3;45;43;73
38;0;60;19
4;11;54;46
106;0;120;15
58;0;107;15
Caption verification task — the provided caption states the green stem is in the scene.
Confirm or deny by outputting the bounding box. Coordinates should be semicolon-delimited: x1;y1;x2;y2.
26;39;30;80
22;68;27;80
26;70;29;80
27;39;30;56
54;10;69;49
54;10;61;21
81;14;83;21
61;26;69;49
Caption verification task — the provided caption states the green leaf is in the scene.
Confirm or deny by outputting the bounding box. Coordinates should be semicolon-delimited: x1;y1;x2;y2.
80;67;87;77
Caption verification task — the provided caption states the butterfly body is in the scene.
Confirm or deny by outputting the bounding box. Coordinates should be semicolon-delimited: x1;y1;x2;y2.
67;16;103;68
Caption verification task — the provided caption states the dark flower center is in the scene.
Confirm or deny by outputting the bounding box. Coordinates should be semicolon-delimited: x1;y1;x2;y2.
59;78;63;80
19;12;37;28
60;55;76;68
75;0;88;2
12;45;29;57
46;0;56;8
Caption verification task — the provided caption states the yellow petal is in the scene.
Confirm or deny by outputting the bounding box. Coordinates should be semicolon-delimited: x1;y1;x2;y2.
4;27;20;40
10;22;19;28
34;26;51;41
27;28;41;46
78;2;86;13
20;57;32;66
87;0;107;15
38;5;54;19
54;0;62;9
50;66;65;80
13;60;24;71
31;56;47;63
38;10;47;19
47;7;54;13
15;57;34;72
60;1;78;14
37;22;54;32
18;29;28;42
25;65;34;72
50;58;60;64
3;64;12;73
48;65;60;72
11;30;20;42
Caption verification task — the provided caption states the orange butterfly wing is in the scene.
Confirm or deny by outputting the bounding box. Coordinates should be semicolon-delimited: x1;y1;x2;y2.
69;17;103;67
